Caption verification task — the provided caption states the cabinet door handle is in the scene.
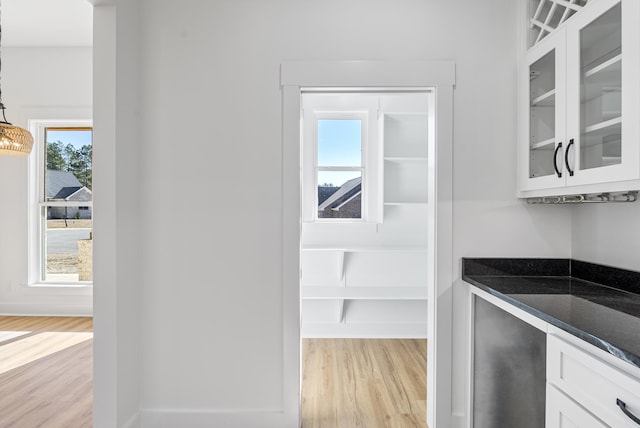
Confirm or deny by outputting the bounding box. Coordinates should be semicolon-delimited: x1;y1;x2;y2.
565;139;575;177
617;399;640;425
553;142;563;178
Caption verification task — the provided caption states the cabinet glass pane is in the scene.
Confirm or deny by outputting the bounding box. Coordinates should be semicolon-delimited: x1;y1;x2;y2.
580;3;621;170
530;50;556;178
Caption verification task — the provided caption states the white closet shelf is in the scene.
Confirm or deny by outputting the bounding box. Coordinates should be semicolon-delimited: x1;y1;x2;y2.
302;246;427;252
301;286;428;301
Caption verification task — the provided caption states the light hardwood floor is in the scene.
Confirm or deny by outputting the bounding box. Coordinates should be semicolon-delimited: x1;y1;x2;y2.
302;338;427;428
0;319;425;427
0;316;93;428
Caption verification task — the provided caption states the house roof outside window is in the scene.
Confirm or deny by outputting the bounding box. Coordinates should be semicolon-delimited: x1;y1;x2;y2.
318;177;362;211
46;170;92;201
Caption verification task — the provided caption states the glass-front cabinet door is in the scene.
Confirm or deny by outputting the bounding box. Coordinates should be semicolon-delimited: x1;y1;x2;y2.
566;0;640;186
519;0;640;196
520;29;566;192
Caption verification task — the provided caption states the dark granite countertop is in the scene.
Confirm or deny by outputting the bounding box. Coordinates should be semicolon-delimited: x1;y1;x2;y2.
462;258;640;369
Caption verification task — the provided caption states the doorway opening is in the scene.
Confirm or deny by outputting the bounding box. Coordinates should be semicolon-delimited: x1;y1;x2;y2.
300;90;432;426
281;60;455;428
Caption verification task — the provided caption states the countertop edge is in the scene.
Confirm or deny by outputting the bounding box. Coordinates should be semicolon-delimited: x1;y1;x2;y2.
462;274;640;370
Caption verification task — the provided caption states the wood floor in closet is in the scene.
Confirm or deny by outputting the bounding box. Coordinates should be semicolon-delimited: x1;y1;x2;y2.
302;338;428;428
0;316;93;428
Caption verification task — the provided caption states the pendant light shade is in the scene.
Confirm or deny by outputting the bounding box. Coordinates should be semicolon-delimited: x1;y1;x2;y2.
0;120;33;156
0;0;33;156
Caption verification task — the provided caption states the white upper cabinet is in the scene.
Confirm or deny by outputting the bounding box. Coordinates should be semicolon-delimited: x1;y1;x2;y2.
521;26;567;192
519;0;640;197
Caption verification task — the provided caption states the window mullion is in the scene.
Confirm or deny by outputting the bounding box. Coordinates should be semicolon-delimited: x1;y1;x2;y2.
40;201;94;208
317;166;363;172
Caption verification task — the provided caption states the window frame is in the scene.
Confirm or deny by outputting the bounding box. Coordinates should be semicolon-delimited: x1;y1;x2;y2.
28;120;94;286
301;93;380;224
314;113;367;221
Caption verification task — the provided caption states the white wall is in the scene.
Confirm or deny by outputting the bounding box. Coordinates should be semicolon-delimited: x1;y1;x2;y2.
572;203;640;271
0;47;92;315
92;1;142;426
108;0;574;425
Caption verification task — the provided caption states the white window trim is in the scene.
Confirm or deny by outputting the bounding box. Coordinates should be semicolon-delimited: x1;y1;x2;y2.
302;94;380;223
28;119;94;287
314;112;367;222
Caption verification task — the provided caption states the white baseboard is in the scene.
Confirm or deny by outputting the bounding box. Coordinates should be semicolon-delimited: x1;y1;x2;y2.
302;322;427;338
0;302;92;317
140;409;291;428
451;412;468;428
121;412;140;428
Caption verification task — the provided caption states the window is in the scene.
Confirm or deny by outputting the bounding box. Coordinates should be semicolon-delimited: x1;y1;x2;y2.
302;93;380;223
30;123;93;284
316;118;364;219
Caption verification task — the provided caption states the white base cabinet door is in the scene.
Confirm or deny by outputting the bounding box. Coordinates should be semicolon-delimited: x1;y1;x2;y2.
547;334;640;428
546;384;608;428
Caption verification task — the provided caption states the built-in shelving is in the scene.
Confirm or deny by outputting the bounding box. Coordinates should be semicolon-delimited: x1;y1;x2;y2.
302;94;429;338
302;286;427;301
302;246;427;252
383;113;428;208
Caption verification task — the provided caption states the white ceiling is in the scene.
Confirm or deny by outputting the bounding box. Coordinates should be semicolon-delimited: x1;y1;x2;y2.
3;0;92;47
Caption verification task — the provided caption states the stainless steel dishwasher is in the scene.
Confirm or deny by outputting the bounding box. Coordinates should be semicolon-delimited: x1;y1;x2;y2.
473;296;546;428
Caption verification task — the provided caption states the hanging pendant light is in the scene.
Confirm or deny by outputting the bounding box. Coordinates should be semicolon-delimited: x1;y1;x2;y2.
0;0;32;156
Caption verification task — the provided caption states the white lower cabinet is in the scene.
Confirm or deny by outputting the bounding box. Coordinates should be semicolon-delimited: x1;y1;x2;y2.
547;334;640;427
546;384;607;428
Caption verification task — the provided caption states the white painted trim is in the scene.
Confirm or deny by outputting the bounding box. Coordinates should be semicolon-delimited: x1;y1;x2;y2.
466;283;476;428
282;85;302;428
92;3;118;428
302;322;427;338
27;118;93;287
0;302;92;317
281;61;456;87
41;200;93;208
468;284;548;332
140;410;285;428
427;82;455;428
451;413;468;428
302;95;378;223
282;60;455;428
121;412;140;428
